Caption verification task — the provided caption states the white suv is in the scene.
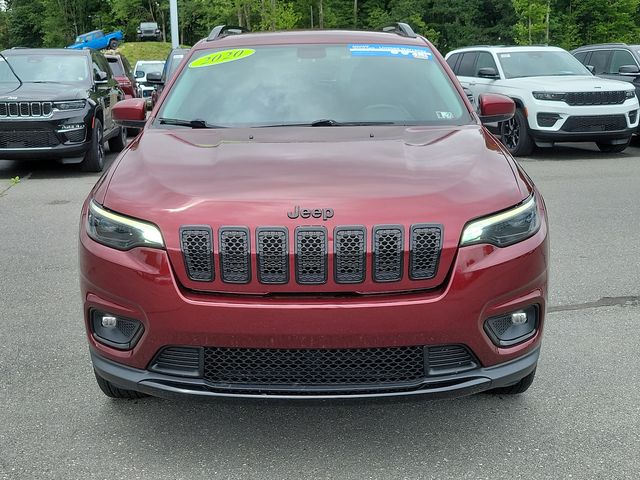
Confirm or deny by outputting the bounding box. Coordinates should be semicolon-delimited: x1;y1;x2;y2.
445;46;639;155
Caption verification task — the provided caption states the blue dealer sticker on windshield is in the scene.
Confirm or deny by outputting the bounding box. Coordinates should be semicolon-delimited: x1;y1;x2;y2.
349;44;432;59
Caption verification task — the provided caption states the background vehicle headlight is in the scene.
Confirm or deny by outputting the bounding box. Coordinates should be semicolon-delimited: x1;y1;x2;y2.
460;196;540;247
625;90;635;99
87;200;164;250
532;92;566;101
54;100;86;111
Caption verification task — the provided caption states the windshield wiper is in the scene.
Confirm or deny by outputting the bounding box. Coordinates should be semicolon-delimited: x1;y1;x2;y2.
311;119;395;127
158;118;223;129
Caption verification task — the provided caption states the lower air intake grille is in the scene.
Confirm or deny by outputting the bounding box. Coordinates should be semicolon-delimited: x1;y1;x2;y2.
561;115;627;132
409;224;442;280
373;225;404;282
426;345;477;376
257;227;288;284
334;226;366;283
149;346;202;377
180;227;214;281
0;130;59;148
203;345;425;385
295;227;327;284
219;227;251;283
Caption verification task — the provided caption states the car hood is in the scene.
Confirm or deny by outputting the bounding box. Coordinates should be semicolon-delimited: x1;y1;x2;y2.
504;75;634;92
0;82;88;101
104;125;529;294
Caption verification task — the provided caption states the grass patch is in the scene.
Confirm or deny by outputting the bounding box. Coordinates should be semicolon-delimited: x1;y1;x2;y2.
112;42;190;66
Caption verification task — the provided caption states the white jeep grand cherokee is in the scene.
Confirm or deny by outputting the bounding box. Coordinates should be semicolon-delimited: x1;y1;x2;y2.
445;46;639;155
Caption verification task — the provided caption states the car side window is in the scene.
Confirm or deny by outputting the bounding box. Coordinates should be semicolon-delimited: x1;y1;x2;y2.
573;51;589;64
95;55;112;79
475;52;498;77
446;53;460;73
589;50;611;74
457;52;478;77
609;50;637;74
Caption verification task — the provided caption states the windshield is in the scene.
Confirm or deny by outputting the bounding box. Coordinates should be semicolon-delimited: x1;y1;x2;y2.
141;23;157;29
2;54;90;83
0;56;21;85
107;58;125;76
136;62;164;75
498;50;592;79
158;44;469;128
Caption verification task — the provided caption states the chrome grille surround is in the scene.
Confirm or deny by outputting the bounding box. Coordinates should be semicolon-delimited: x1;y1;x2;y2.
0;101;53;118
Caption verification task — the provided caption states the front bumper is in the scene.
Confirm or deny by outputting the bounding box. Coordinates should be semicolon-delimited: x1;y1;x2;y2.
80;195;549;399
92;346;540;400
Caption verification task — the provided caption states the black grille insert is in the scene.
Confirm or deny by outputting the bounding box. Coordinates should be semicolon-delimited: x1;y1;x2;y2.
561;115;627;132
0;130;59;148
257;227;288;284
219;227;251;283
203;345;425;386
180;226;214;281
295;227;327;284
150;346;202;377
373;225;404;282
334;226;366;283
409;224;442;280
565;91;627;106
427;345;477;376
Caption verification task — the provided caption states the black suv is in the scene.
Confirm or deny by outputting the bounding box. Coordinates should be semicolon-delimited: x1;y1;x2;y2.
0;48;127;171
572;43;640;103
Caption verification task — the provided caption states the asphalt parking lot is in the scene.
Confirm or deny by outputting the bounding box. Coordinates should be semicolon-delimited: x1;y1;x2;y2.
1;143;639;479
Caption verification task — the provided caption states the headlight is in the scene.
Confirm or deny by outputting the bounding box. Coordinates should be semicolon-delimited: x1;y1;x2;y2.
625;90;635;99
53;100;86;111
460;195;540;247
532;92;566;101
87;200;164;250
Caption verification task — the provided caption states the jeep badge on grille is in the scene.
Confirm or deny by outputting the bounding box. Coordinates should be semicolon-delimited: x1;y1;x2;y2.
287;206;334;221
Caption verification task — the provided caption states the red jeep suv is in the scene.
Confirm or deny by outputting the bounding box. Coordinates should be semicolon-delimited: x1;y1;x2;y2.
79;24;549;400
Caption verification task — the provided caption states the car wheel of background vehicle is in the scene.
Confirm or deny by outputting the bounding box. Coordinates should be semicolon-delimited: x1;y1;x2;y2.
108;126;127;152
94;370;148;399
109;39;119;49
485;368;536;395
500;108;534;156
80;119;105;172
596;139;631;153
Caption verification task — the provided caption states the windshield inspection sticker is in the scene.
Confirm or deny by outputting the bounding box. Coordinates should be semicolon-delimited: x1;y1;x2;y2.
189;49;255;68
349;44;432;59
436;111;455;119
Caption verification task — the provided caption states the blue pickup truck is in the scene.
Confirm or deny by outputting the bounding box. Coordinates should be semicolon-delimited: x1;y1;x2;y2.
68;30;124;50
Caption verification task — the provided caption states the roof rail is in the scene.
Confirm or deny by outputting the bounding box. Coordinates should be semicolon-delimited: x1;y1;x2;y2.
207;25;249;41
382;22;417;38
575;42;628;48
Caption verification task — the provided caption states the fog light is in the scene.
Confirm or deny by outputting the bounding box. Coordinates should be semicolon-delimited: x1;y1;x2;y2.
90;309;144;350
484;305;538;347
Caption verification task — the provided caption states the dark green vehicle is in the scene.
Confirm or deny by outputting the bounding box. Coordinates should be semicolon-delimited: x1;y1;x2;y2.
0;48;127;172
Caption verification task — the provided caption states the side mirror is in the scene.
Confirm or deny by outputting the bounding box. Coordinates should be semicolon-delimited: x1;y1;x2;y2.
618;64;640;75
478;93;515;124
94;70;108;83
586;65;595;74
113;98;147;128
146;72;163;84
477;67;499;79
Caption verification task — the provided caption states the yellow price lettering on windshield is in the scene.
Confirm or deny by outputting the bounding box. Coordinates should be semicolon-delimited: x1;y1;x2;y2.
189;49;255;68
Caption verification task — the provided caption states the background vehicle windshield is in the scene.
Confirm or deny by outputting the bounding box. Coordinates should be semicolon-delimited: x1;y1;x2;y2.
137;62;164;75
158;44;470;127
498;50;592;79
107;58;125;76
2;54;90;83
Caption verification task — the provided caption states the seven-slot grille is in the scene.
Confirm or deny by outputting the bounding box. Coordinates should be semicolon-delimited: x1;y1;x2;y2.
565;91;627;106
0;101;53;117
179;224;443;286
561;114;627;132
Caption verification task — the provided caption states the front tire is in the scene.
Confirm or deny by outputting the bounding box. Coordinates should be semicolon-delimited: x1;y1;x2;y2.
94;370;148;399
109;39;119;49
80;119;105;172
596;139;631;153
108;126;127;152
485;369;536;395
500;108;534;156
